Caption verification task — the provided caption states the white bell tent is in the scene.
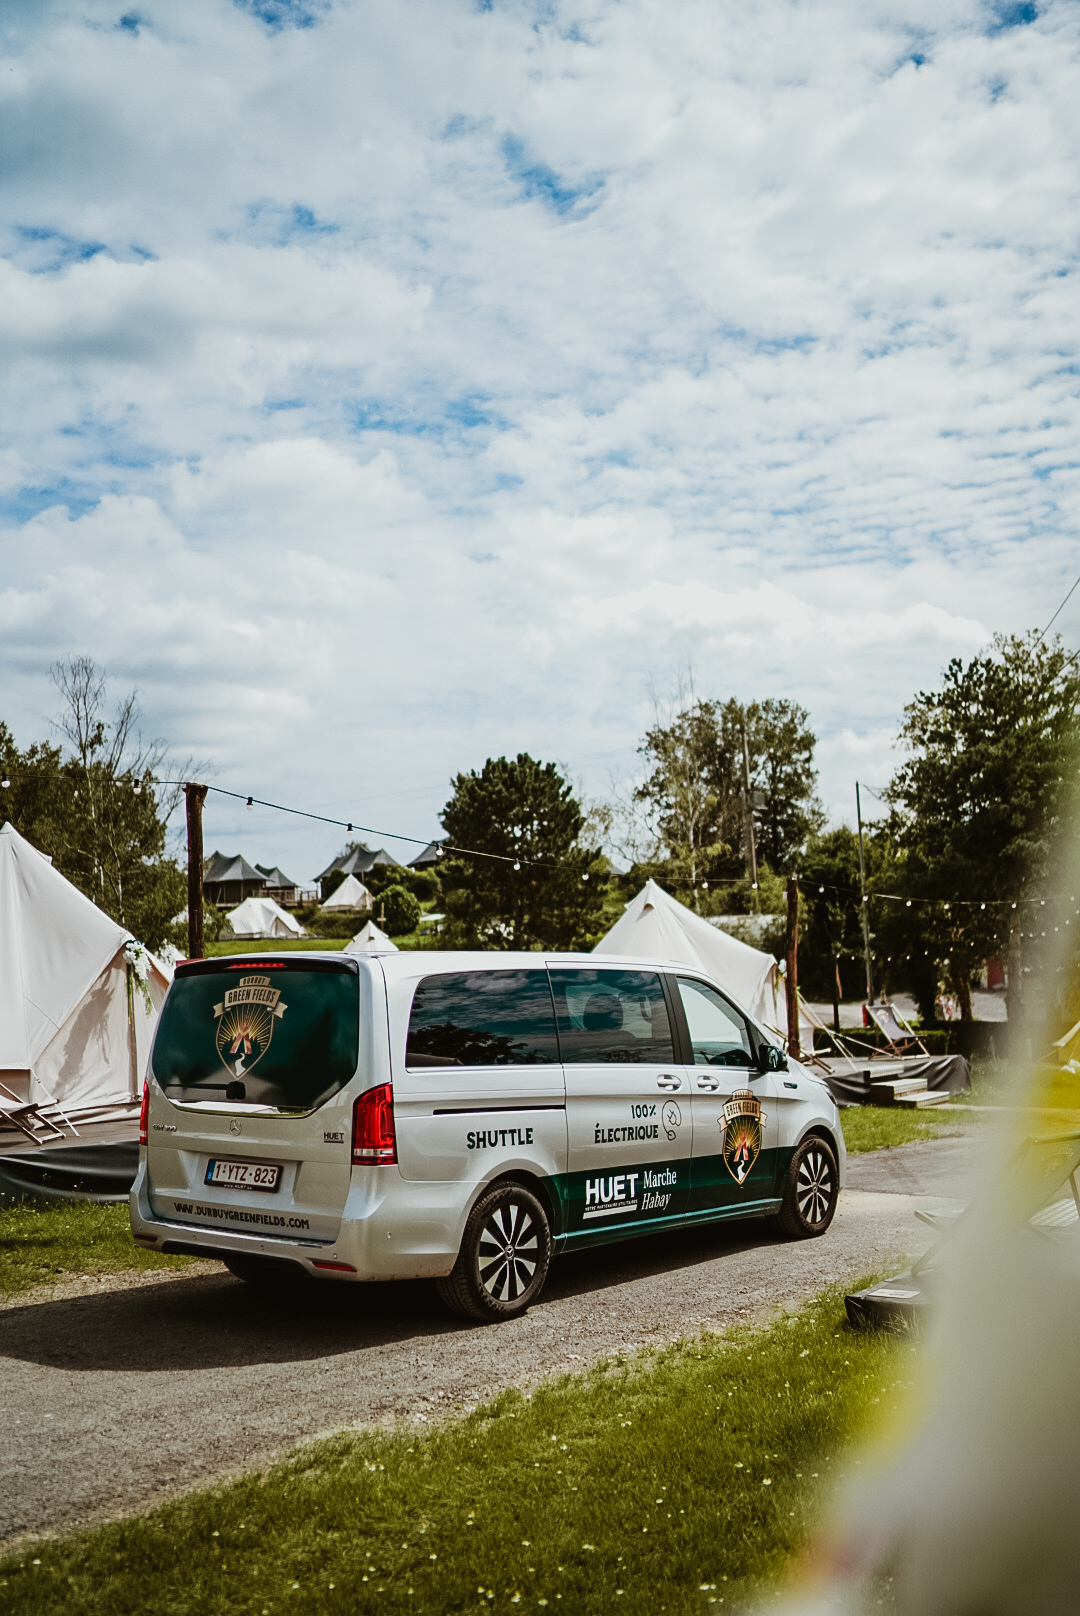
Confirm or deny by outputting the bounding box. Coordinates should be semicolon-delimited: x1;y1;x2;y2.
593;878;812;1049
226;896;306;938
343;919;398;954
321;874;373;911
0;822;170;1121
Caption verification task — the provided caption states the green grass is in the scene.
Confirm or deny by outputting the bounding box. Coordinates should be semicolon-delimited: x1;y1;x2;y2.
840;1107;949;1153
0;1201;195;1299
0;1287;909;1615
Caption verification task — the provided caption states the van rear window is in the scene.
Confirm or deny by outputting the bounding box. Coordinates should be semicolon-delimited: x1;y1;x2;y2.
152;959;359;1111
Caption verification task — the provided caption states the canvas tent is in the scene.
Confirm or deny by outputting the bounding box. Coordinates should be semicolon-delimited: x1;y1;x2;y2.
343;920;398;954
321;874;373;911
316;844;402;901
408;840;444;869
202;850;267;907
0;822;170;1122
593;879;813;1049
226;896;306;938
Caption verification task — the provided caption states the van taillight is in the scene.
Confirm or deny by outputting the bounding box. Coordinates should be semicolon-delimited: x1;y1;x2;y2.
352;1084;396;1165
139;1080;149;1146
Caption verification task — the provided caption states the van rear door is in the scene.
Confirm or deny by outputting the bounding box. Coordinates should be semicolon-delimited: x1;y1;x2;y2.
146;955;361;1242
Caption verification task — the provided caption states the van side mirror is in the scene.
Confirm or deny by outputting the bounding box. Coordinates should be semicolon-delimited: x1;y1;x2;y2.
757;1044;788;1074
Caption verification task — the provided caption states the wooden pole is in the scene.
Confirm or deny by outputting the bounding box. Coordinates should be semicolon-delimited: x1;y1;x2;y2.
855;781;874;1003
740;723;759;911
185;782;208;960
785;875;800;1060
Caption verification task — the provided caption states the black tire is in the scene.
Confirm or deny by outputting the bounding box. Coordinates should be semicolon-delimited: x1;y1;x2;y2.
222;1253;309;1287
775;1135;839;1239
436;1182;552;1322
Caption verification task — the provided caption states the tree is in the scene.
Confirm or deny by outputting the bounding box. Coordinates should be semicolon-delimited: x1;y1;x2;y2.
377;884;422;937
633;693;823;897
0;724;68;853
438;754;606;949
797;828;866;1004
748;698;825;870
886;632;1080;1021
634;699;729;890
0;658;187;952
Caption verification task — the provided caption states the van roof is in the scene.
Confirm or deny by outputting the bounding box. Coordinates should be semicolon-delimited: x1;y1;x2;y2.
196;949;717;977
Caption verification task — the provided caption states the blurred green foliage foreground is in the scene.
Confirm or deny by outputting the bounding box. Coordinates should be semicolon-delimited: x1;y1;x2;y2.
0;1287;907;1616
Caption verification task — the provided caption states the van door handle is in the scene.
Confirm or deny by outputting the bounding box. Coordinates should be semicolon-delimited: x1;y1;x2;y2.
696;1075;721;1091
656;1073;682;1090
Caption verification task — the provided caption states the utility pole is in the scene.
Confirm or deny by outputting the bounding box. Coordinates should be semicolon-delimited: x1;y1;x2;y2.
185;782;208;961
785;876;800;1060
855;781;874;1004
741;723;759;913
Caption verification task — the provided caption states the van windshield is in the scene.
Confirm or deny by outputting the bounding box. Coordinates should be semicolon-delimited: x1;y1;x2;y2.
152;958;359;1111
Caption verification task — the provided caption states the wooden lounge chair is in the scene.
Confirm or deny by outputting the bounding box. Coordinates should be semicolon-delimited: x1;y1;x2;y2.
865;1000;927;1057
0;1083;67;1145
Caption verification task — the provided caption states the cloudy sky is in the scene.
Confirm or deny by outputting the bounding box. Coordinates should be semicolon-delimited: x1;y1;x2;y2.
2;0;1079;881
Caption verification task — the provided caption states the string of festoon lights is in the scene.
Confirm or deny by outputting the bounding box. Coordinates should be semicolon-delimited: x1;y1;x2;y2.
155;781;595;878
10;770;1076;936
155;781;1078;926
776;878;1080;967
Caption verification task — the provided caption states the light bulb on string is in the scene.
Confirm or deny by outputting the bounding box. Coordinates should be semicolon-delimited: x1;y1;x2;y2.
246;797;253;811
513;861;521;871
347;823;353;833
0;776;9;790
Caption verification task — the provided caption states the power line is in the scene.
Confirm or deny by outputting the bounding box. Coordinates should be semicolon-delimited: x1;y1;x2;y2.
1039;568;1080;640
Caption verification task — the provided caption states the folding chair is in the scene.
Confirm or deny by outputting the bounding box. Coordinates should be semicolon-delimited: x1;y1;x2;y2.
0;1081;67;1145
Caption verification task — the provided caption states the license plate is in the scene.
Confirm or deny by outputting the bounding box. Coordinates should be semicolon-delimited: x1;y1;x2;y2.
204;1158;281;1192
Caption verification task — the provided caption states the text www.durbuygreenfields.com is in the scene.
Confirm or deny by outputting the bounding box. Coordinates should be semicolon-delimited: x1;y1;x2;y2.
172;1202;310;1230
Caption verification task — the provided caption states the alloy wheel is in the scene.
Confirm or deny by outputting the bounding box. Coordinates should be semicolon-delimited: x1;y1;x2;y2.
796;1147;834;1226
477;1199;540;1303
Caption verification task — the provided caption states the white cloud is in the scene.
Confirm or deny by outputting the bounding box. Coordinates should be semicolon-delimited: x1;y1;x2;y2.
2;0;1079;877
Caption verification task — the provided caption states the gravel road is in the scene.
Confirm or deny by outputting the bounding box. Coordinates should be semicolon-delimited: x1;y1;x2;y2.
0;1135;980;1551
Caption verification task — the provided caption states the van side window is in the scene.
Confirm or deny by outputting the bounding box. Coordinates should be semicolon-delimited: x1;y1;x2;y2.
406;971;559;1067
549;969;675;1064
677;978;754;1067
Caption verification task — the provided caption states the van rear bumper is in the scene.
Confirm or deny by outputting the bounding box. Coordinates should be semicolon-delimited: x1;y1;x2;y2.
129;1155;462;1281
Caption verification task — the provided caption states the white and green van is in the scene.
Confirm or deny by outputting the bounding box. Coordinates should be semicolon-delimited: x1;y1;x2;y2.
131;951;845;1321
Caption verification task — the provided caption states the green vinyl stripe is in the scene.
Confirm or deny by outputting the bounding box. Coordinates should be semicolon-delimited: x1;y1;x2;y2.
552;1195;782;1251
